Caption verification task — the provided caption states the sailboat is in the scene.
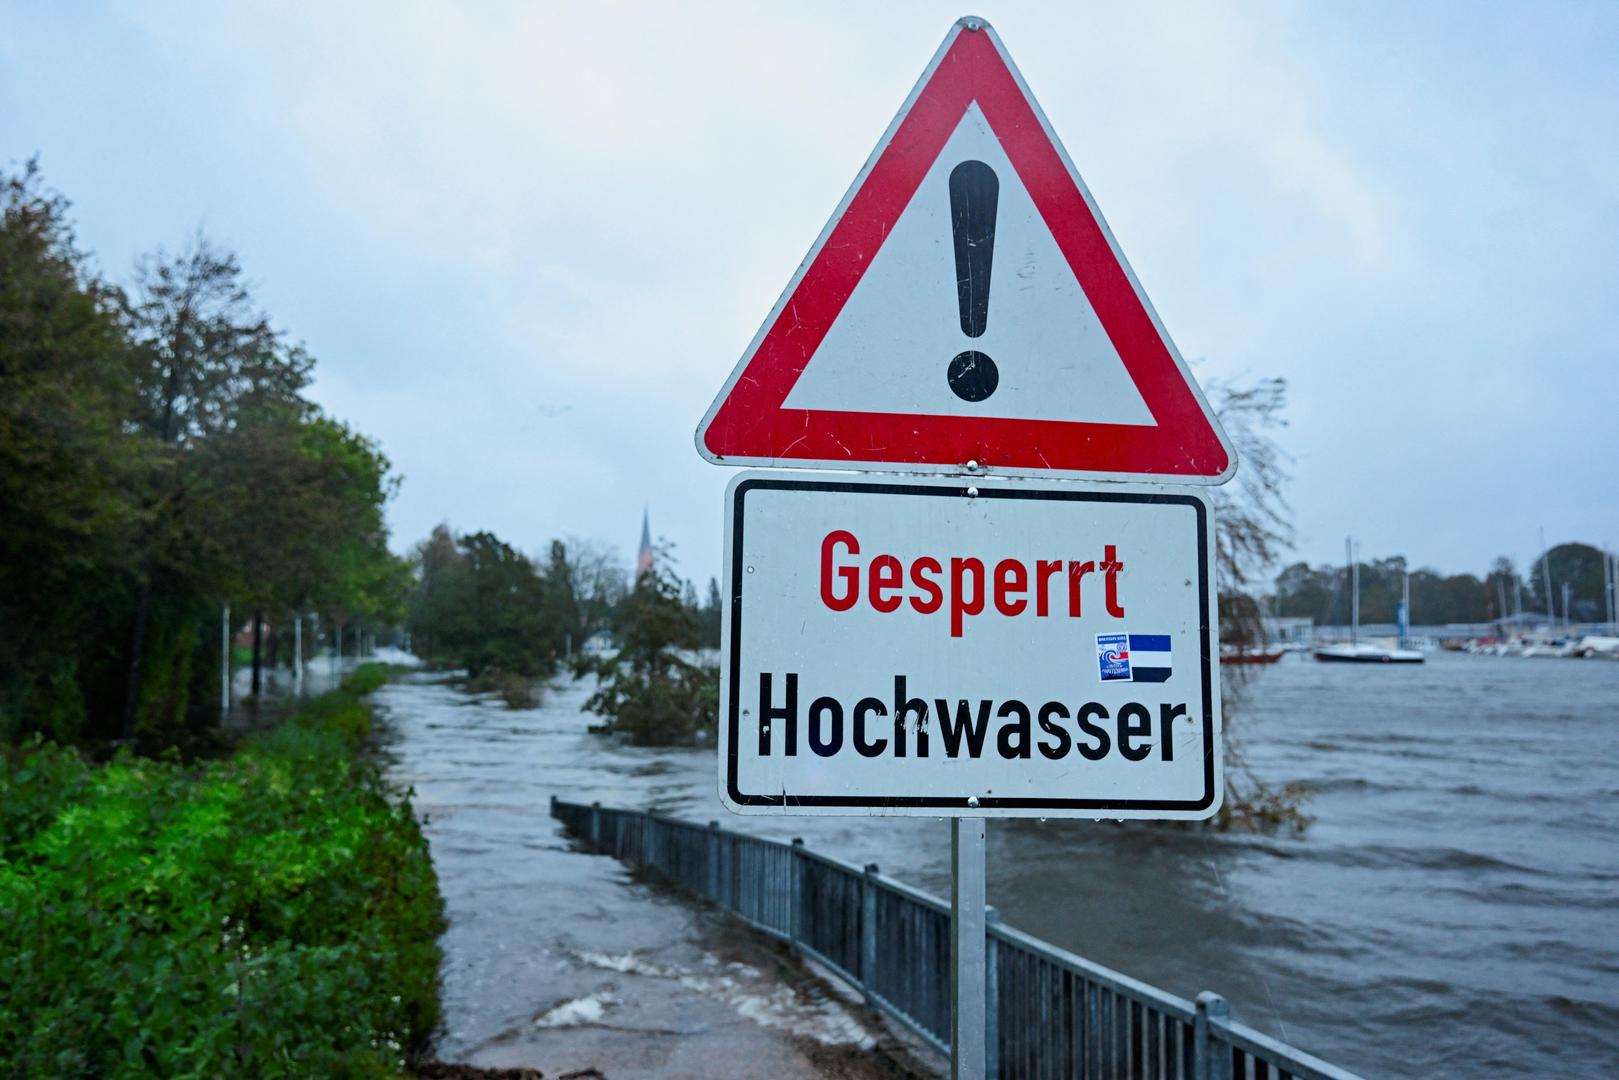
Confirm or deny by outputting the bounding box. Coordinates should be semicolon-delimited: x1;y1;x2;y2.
1313;538;1425;664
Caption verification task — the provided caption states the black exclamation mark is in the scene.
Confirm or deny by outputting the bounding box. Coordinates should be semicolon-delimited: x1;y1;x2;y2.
947;159;999;402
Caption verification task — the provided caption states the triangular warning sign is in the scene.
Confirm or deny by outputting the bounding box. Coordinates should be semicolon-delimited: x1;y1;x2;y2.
696;17;1235;483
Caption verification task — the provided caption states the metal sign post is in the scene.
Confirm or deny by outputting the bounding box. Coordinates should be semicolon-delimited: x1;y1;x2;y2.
951;818;987;1079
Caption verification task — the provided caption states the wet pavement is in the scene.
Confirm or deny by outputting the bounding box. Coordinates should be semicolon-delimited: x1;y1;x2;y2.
377;673;931;1079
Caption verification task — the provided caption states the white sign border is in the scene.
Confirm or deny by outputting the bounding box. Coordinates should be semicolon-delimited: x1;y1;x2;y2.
719;470;1223;819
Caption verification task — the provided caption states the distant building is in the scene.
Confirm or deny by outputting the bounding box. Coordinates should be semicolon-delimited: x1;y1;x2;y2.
636;509;654;580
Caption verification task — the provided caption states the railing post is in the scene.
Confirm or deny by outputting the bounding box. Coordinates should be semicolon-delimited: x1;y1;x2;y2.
789;837;805;956
985;905;1001;1079
861;863;880;1008
590;801;601;850
1194;991;1232;1080
707;821;721;901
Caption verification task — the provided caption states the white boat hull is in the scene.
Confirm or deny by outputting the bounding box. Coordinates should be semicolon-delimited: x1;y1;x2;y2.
1313;643;1426;664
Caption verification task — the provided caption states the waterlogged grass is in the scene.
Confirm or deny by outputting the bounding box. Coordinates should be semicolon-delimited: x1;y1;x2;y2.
0;675;445;1079
341;661;397;697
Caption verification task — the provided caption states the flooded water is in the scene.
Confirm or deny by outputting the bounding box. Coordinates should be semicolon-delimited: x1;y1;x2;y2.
375;675;922;1078
377;652;1619;1078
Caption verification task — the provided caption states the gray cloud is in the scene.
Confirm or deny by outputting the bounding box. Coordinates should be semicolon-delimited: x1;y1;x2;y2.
4;1;1616;586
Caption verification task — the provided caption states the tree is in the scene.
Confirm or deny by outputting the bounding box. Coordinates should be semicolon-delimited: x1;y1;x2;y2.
583;540;717;746
291;417;409;653
1;163;409;750
544;540;586;656
1273;562;1337;622
406;526;464;664
1277;550;1545;628
406;528;555;680
1203;376;1310;830
0;162;144;741
120;235;313;733
1485;557;1521;620
699;577;723;649
128;237;309;446
1206;377;1292;649
1528;543;1609;622
562;538;629;638
405;529;636;703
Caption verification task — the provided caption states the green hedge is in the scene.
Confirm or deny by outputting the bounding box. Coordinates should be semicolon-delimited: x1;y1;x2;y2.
0;679;445;1079
340;662;395;698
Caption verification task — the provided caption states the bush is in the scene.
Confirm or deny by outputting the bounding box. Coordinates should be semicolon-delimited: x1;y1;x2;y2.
462;668;538;710
0;680;444;1078
340;661;394;697
291;690;374;748
584;546;718;746
584;655;716;746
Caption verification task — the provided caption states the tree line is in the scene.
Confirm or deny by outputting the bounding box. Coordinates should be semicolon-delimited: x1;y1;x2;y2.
0;162;405;750
405;524;723;734
1272;542;1614;626
406;527;624;682
0;155;1310;828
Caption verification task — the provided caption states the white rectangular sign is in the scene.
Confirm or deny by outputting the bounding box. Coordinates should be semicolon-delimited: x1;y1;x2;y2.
719;473;1222;818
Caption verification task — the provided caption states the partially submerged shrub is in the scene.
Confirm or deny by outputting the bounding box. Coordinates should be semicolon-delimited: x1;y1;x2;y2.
340;661;395;697
584;542;718;746
585;653;717;746
463;668;539;710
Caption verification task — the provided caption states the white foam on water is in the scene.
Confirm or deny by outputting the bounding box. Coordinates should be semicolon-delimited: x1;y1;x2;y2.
576;950;677;978
731;984;877;1049
571;948;874;1047
532;992;616;1028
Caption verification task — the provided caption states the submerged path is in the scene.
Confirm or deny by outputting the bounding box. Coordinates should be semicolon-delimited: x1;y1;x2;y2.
377;672;926;1079
377;653;1619;1078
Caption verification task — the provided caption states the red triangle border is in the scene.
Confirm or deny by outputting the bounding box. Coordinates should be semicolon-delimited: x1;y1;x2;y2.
698;22;1233;482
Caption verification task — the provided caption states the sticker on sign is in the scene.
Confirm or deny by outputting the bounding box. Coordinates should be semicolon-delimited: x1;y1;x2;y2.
720;473;1221;818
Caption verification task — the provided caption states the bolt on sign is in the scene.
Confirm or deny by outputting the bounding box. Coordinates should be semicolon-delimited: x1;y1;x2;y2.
696;18;1232;820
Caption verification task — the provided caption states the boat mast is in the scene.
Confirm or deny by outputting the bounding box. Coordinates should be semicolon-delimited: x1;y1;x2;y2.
1604;545;1612;629
1540;527;1555;627
1401;571;1411;648
1347;536;1359;646
1607;546;1615;631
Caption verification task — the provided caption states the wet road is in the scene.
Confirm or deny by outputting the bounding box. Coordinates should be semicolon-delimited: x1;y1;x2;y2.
379;652;1619;1078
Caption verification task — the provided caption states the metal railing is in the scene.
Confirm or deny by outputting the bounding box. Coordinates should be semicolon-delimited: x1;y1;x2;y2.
551;797;1364;1080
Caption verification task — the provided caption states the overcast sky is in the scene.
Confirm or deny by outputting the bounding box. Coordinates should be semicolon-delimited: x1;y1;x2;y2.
5;2;1616;587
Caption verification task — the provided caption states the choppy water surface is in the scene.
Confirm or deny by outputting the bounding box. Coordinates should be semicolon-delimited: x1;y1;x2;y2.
378;652;1619;1078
